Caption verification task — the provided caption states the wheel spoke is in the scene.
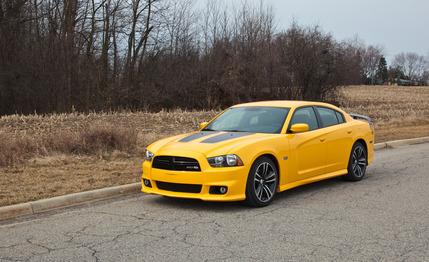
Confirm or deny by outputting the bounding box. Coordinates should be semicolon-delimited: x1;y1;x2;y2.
256;184;263;199
265;178;276;184
261;187;270;201
265;171;275;180
263;185;273;199
262;163;268;177
356;165;362;177
255;172;262;180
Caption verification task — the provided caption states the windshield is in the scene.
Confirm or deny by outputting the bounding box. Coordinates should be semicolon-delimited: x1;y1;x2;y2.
203;107;290;134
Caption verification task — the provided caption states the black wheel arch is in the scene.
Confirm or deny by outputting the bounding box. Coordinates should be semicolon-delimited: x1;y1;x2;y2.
354;138;368;156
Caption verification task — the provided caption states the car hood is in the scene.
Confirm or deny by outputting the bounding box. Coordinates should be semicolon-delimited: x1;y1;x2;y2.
148;131;274;157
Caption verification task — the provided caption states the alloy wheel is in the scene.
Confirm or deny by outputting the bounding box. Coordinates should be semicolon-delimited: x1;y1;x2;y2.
352;145;367;178
253;162;277;202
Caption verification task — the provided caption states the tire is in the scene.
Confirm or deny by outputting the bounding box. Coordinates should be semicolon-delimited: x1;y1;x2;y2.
344;142;367;181
245;156;278;207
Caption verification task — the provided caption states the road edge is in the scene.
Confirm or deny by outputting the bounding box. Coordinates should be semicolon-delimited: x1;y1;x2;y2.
0;183;141;221
373;136;429;150
1;136;429;221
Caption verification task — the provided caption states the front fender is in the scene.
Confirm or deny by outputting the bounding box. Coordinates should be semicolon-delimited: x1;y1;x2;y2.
231;136;289;186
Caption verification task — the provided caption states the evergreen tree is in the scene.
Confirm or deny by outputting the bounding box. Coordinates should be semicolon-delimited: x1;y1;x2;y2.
376;56;388;84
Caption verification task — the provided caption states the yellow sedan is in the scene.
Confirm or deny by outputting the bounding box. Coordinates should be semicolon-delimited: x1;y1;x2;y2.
142;101;374;207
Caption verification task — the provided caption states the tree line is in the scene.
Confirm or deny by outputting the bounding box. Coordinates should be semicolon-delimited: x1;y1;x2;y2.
358;44;429;85
0;0;428;115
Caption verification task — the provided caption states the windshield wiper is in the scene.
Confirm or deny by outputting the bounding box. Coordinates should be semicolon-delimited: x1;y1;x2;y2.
202;128;216;131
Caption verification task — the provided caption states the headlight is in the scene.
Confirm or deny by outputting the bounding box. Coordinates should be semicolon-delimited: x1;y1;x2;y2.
207;154;243;167
144;149;154;161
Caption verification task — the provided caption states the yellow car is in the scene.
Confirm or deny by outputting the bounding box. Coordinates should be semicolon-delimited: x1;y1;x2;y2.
142;101;374;207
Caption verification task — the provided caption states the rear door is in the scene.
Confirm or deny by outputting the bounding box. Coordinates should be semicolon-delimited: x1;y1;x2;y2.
286;107;327;182
314;107;353;173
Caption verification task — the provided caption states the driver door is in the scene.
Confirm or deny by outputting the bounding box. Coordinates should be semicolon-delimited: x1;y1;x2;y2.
286;107;327;182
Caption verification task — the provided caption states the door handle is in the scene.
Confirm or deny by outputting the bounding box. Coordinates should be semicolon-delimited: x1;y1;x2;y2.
347;130;352;134
320;138;326;142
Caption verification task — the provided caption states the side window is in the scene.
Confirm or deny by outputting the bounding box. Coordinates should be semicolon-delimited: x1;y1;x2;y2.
290;107;319;131
316;107;339;127
336;111;345;124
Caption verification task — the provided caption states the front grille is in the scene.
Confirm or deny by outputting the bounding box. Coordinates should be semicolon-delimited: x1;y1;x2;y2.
152;156;201;171
155;181;202;193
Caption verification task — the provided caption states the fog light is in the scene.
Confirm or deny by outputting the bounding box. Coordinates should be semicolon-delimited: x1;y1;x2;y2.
210;186;228;194
143;179;152;188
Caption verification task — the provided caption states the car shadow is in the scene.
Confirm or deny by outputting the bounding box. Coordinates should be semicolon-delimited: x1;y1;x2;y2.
149;196;247;212
274;177;344;201
145;174;373;211
274;172;373;202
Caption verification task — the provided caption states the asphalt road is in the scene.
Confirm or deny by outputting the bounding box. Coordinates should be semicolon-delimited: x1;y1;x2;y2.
1;143;428;261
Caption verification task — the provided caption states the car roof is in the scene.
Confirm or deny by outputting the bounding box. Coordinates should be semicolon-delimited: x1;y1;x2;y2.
231;100;337;109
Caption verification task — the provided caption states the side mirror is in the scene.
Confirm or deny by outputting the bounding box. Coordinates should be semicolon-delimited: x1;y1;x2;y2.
199;122;209;130
290;123;309;133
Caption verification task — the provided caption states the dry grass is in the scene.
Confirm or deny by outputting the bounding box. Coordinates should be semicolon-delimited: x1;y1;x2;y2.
0;155;142;206
0;110;218;206
0;126;137;166
0;86;428;206
339;85;429;142
0;109;218;152
340;85;429;125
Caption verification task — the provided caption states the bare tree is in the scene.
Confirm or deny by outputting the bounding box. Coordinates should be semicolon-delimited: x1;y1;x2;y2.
392;52;428;82
361;45;383;84
124;0;155;84
275;23;346;101
0;0;380;115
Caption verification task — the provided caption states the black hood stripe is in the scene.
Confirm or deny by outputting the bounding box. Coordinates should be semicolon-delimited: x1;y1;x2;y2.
179;131;219;142
200;132;254;143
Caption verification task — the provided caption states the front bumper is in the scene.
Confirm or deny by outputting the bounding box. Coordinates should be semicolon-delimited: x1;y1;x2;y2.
141;154;249;201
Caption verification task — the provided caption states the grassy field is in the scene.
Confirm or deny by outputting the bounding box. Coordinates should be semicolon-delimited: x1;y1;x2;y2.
0;85;428;206
340;85;429;141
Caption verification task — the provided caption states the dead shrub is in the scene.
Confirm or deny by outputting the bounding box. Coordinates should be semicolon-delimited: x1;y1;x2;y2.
41;130;81;154
0;133;38;166
78;126;137;154
0;126;137;167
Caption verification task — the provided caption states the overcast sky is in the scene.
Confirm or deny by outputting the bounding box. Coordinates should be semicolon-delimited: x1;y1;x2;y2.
265;0;429;61
197;0;429;63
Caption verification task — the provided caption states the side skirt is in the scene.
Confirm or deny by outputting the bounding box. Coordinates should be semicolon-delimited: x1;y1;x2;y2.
278;169;348;192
